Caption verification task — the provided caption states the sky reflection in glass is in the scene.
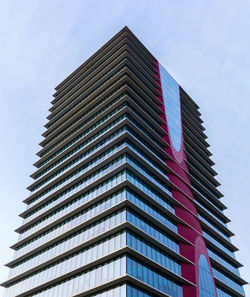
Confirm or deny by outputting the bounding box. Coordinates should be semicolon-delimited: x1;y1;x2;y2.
159;64;182;152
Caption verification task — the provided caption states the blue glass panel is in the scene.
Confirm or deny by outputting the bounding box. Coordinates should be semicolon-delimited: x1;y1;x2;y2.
207;248;240;277
4;256;126;297
126;171;173;212
198;213;231;242
198;254;217;297
159;64;182;152
202;230;235;258
127;231;181;275
127;208;179;253
89;284;126;297
213;267;245;295
127;190;176;232
216;286;241;297
127;256;183;297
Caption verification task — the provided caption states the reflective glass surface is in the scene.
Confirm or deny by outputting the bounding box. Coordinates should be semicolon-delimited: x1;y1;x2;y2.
38;102;162;170
21;144;127;238
22;140;170;239
6;232;126;295
126;142;168;180
35;125;127;180
89;284;126;297
203;230;235;258
127;126;163;160
14;208;126;260
127;171;173;212
127;284;158;297
15;157;127;254
127;208;179;253
217;286;237;297
198;213;231;242
21;184;126;239
24;169;126;225
198;254;217;297
195;198;228;227
127;110;163;149
10;196;127;277
46;67;126;128
159;64;182;152
34;126;164;195
127;231;181;275
40;94;127;157
4;48;247;297
127;190;177;232
127;256;183;297
212;267;245;295
28;113;164;209
190;171;221;199
29;144;126;207
38;107;127;168
126;156;171;198
33;135;126;193
207;248;240;277
23;256;126;297
18;152;173;255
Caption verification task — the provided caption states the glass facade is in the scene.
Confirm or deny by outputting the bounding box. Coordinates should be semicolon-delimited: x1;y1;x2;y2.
198;255;217;297
89;284;126;297
127;208;179;253
127;284;160;297
216;287;235;297
2;27;246;297
23;167;127;224
202;230;236;259
5;233;126;296
198;212;231;242
127;231;181;275
207;248;240;277
159;64;182;152
40;93;127;157
127;256;183;297
212;267;245;295
27;256;126;297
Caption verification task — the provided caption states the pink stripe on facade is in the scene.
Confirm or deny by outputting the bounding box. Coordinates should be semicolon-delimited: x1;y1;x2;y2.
155;60;218;297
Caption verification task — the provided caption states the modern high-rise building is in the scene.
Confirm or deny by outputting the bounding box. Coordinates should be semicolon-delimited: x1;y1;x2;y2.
1;27;247;297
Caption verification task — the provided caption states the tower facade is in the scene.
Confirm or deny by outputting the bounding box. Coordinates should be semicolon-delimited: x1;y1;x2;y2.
2;27;246;297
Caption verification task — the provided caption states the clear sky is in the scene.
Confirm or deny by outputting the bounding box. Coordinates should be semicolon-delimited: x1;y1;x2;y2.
0;0;249;296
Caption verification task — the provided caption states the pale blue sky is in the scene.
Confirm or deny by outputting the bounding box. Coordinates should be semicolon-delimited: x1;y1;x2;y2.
0;0;249;296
